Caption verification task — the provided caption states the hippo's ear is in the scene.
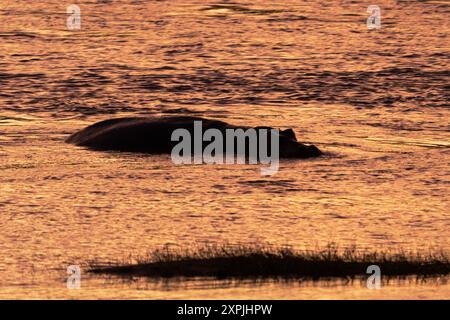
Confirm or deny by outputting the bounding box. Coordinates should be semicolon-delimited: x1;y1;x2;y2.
281;128;297;141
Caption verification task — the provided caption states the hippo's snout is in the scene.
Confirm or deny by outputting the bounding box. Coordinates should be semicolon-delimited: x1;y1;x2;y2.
296;144;322;158
306;145;322;157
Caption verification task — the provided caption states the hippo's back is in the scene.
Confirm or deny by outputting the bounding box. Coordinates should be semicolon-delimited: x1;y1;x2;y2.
66;116;229;153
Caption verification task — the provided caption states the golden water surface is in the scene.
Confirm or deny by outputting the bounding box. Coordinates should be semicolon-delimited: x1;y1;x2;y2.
0;0;449;299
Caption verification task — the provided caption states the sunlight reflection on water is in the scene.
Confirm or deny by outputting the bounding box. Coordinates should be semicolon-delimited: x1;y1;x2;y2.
0;0;449;299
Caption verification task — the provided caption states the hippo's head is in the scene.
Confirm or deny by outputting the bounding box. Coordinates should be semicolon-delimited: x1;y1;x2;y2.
253;127;321;158
278;128;322;158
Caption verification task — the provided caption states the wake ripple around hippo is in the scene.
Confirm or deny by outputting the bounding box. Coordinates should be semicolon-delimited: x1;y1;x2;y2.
66;116;322;159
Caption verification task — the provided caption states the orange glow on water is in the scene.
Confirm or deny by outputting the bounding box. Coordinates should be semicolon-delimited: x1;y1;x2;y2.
0;0;449;299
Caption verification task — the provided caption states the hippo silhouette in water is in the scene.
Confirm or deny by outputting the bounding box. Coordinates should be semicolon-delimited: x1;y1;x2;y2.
66;116;322;159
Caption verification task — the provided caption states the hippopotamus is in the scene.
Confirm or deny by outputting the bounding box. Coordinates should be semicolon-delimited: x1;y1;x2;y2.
66;116;322;159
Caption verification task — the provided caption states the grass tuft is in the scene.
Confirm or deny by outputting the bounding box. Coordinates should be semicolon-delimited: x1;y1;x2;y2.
88;243;450;279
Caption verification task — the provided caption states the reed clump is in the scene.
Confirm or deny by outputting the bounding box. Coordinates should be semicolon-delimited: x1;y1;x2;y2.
89;243;450;279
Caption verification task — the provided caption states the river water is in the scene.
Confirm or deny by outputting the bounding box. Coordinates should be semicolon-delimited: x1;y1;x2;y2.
0;0;449;299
